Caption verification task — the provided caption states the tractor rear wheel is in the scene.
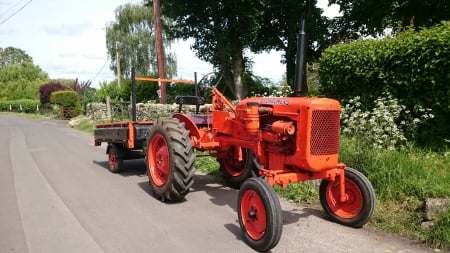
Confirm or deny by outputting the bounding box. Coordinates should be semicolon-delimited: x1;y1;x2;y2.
218;146;257;188
238;178;282;252
108;144;124;173
145;118;195;202
319;167;375;228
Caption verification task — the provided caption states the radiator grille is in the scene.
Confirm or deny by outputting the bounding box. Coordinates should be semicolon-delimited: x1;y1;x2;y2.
310;110;340;156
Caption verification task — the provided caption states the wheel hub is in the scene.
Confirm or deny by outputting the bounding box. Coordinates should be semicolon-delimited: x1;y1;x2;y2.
248;208;257;220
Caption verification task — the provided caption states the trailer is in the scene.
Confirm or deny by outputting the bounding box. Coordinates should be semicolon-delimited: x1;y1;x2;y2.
94;121;153;173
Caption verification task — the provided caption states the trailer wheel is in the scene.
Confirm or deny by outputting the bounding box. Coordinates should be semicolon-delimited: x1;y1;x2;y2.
238;178;282;252
319;167;375;228
145;118;195;202
108;144;124;173
218;147;257;188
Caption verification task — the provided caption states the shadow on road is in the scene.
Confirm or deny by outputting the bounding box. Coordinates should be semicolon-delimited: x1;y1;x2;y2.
190;173;322;226
94;157;327;233
92;158;147;177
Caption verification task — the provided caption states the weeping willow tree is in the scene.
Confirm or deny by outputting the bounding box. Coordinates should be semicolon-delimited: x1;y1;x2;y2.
105;3;177;78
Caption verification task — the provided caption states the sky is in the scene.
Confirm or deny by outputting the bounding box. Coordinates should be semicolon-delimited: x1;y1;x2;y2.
0;0;339;87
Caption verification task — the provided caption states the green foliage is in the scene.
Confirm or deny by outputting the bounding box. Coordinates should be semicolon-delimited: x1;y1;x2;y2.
274;182;318;204
81;87;97;106
341;92;434;150
68;116;96;133
0;62;49;100
0;47;33;69
340;136;450;249
50;91;80;106
106;3;176;78
158;0;268;99
50;91;82;118
329;0;449;37
251;0;330;88
194;153;220;177
341;138;450;201
166;82;195;103
0;99;40;113
319;22;450;146
425;210;450;249
94;80;122;102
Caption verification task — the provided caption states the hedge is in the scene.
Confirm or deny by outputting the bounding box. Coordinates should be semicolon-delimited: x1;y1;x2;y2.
50;91;82;118
319;22;450;146
0;99;40;113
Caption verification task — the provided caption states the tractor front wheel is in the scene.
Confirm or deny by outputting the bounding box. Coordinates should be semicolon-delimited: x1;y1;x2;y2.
145;118;195;202
238;178;282;252
218;146;257;188
319;167;375;228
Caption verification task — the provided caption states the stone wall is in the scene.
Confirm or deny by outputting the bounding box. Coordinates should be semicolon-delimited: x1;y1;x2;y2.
86;102;212;122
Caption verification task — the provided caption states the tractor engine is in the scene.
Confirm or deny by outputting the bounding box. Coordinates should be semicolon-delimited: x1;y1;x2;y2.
233;96;341;172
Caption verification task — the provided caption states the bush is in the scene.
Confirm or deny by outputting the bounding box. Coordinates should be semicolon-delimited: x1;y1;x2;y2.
319;22;450;147
341;92;434;150
39;82;66;104
50;91;81;118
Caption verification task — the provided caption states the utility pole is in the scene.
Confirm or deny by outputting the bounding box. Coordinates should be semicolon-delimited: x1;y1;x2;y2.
153;0;166;104
115;41;121;86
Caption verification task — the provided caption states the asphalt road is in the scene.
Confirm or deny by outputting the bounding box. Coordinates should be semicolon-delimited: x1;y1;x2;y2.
0;115;439;253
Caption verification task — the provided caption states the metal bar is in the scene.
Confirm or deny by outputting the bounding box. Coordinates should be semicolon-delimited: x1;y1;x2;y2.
131;67;137;122
135;76;195;84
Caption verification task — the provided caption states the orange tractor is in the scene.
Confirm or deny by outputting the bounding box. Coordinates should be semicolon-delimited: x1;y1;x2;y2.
94;2;375;251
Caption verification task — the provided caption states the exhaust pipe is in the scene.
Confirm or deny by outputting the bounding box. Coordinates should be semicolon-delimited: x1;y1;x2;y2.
294;0;311;97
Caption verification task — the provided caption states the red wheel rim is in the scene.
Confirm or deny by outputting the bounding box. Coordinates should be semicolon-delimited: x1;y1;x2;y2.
109;152;116;169
223;148;245;177
240;189;267;240
325;178;363;219
147;134;169;186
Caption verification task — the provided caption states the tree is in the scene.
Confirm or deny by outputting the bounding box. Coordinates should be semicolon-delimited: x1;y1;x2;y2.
0;62;48;100
251;0;330;91
156;0;266;99
105;3;177;78
0;47;33;69
329;0;450;37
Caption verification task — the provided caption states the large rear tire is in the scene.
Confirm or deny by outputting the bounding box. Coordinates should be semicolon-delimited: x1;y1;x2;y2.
218;146;257;188
238;178;283;252
145;118;195;202
108;144;124;173
319;167;375;228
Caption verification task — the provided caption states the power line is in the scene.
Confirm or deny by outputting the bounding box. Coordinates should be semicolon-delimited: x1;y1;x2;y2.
88;57;110;83
0;0;28;19
0;0;32;25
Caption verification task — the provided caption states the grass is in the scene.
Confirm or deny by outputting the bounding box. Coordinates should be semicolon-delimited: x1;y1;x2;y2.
195;152;221;177
424;210;450;249
0;111;50;119
71;117;96;133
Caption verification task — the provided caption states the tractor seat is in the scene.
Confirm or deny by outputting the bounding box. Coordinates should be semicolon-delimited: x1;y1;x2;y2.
175;96;205;114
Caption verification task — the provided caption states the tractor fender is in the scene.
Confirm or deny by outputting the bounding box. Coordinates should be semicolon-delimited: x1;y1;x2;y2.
172;113;202;140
